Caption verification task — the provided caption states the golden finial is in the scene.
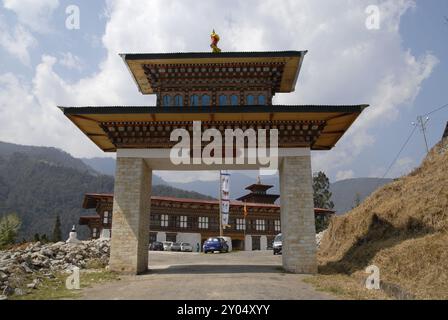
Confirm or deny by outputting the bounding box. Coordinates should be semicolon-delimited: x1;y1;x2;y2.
210;29;221;53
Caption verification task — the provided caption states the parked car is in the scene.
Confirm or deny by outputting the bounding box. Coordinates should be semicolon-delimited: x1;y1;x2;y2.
163;241;173;251
273;233;282;255
180;243;193;252
149;241;164;251
203;237;229;254
216;236;232;252
171;242;182;252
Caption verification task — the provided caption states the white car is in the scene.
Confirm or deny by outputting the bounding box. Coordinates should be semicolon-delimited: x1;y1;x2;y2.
163;241;173;251
180;242;193;252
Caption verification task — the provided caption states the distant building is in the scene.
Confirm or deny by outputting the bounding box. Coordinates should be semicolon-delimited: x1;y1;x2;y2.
79;180;334;251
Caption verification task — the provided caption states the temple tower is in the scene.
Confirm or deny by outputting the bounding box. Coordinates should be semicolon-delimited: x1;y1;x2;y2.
237;177;279;204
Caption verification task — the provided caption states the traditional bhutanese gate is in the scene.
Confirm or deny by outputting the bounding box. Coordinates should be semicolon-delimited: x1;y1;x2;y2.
60;47;367;275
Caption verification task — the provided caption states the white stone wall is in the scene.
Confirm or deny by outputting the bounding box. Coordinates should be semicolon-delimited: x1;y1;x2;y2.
156;232;166;243
245;235;252;251
260;236;268;250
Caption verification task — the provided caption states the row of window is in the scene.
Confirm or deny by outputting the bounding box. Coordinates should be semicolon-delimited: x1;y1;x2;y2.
104;212;281;233
156;215;280;232
161;94;267;107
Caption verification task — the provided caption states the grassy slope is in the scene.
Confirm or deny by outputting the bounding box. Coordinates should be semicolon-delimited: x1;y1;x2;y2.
316;138;448;299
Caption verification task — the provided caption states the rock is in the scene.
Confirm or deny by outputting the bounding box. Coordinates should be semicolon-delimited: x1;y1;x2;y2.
26;279;40;289
14;288;25;296
3;286;14;296
0;271;7;281
1;254;11;260
20;262;34;273
0;294;7;300
40;249;54;257
316;230;327;248
0;240;111;290
31;242;42;252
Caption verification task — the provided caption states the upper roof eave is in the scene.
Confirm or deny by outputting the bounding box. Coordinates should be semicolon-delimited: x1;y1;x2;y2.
120;51;308;61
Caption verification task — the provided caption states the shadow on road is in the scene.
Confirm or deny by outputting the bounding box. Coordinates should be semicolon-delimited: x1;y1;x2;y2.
147;264;283;275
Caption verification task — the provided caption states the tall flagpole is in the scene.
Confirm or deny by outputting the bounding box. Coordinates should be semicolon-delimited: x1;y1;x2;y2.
219;171;223;237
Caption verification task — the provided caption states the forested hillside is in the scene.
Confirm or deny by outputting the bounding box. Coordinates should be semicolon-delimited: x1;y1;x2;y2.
0;142;214;241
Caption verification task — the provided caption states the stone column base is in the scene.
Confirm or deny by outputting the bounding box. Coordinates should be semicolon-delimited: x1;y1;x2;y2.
109;158;151;274
280;156;318;274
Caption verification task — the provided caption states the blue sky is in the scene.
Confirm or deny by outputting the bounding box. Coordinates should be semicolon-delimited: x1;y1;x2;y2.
0;0;447;183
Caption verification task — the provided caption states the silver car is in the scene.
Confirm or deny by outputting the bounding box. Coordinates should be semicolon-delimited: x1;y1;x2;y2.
180;242;193;252
163;241;173;251
273;233;282;255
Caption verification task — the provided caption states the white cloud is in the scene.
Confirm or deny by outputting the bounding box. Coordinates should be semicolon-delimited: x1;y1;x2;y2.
0;0;439;182
0;19;36;65
2;0;59;33
335;170;355;181
59;52;83;71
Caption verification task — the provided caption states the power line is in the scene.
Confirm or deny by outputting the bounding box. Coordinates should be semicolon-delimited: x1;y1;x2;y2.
422;103;448;117
379;102;447;180
382;125;418;179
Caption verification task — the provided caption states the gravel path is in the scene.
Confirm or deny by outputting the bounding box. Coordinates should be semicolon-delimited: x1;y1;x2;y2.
82;251;335;300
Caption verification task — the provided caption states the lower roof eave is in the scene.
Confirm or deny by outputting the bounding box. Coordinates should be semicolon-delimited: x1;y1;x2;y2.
59;104;369;115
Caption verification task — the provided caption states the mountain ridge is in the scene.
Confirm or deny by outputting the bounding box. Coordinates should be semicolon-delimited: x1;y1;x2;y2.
0;141;213;240
81;156;391;214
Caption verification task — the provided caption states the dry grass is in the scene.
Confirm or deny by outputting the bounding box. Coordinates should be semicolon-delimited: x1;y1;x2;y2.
304;274;391;300
316;138;448;300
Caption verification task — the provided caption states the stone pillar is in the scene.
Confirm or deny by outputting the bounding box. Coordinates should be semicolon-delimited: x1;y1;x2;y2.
279;155;317;274
110;158;151;274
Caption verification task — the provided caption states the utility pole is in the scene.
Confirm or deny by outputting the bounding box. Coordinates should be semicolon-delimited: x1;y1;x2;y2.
412;116;430;154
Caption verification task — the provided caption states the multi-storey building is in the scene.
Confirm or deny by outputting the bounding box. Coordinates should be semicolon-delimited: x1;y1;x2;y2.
79;180;334;251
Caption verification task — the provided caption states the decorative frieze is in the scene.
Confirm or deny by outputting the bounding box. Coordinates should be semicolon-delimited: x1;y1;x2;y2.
100;120;326;149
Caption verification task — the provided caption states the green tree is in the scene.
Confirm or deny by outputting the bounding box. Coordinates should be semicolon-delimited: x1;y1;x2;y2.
315;215;330;233
313;172;334;233
34;233;40;242
0;213;21;248
352;193;362;209
52;214;62;242
313;171;334;209
41;234;49;243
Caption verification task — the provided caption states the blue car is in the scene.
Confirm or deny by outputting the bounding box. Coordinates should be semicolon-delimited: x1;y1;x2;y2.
203;237;229;254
